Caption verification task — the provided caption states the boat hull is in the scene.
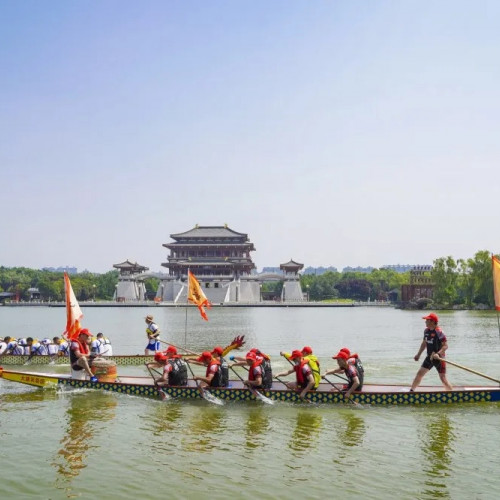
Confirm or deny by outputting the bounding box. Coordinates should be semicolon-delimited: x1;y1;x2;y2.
2;369;500;405
0;354;154;366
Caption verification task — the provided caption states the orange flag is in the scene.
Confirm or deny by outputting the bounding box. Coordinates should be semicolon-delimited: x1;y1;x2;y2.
187;270;212;321
493;256;500;311
63;272;84;340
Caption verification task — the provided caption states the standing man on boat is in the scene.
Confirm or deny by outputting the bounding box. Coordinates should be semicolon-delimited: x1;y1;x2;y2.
410;313;453;392
275;350;317;400
144;315;161;355
70;329;98;382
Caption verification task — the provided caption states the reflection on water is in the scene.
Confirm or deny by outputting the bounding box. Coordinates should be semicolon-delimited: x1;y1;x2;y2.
338;412;366;448
289;410;323;455
182;406;227;453
332;411;366;466
245;407;270;450
0;388;60;405
52;391;116;495
148;403;184;437
419;412;455;499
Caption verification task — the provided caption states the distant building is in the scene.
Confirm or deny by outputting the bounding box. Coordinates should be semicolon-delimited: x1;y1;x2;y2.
113;260;149;301
302;266;338;275
157;224;260;303
280;259;305;302
42;266;78;274
382;264;430;274
342;266;375;274
261;267;284;275
401;265;434;302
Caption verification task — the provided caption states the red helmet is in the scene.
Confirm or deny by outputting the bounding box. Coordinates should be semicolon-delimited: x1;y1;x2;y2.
246;351;257;361
289;349;303;360
154;352;167;362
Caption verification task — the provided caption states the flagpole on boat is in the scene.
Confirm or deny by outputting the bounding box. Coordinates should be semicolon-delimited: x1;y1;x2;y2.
185;268;189;348
492;255;500;338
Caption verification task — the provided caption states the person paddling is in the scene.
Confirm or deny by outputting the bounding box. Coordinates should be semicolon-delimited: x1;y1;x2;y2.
148;347;188;387
281;346;321;388
275;350;317;401
323;350;362;400
187;351;228;388
231;348;273;389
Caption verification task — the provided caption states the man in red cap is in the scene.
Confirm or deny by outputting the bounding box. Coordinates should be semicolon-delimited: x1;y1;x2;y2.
148;347;188;387
70;329;98;382
275;350;316;400
187;351;228;388
230;348;273;389
323;350;362;399
410;313;452;391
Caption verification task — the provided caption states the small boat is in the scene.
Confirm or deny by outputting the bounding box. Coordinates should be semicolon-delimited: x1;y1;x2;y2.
0;354;155;366
1;368;499;405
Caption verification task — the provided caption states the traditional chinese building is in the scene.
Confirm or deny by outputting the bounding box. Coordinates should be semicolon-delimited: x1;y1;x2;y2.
113;260;149;301
280;259;305;301
157;224;262;303
162;224;256;279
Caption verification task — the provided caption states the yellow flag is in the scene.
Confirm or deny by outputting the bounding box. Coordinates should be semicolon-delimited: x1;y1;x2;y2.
187;270;211;321
493;256;500;311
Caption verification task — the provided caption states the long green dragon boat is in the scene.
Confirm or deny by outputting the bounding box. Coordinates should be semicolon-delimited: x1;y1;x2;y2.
1;368;499;405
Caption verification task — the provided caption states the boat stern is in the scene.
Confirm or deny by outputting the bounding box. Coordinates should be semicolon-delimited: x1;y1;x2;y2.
0;369;60;388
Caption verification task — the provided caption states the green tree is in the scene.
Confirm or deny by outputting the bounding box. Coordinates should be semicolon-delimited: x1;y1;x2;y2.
432;257;458;305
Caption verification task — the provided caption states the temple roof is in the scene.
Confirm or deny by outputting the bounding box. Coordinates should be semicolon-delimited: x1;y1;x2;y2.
170;225;249;241
113;259;149;271
280;259;304;270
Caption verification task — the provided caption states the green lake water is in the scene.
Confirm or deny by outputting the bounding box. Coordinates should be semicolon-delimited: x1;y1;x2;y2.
1;306;499;499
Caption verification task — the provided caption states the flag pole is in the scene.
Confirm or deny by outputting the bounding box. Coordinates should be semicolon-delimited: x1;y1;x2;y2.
185;268;189;348
492;255;500;338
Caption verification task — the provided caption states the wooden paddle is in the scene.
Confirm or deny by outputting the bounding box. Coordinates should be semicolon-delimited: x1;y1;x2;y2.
159;339;200;358
229;365;274;405
185;361;224;405
145;364;171;401
436;356;500;384
322;375;362;407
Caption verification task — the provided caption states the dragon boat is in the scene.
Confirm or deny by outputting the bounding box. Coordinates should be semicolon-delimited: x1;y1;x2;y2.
1;368;499;405
0;354;155;366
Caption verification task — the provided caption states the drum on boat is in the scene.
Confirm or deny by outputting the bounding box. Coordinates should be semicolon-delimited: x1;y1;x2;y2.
91;358;118;382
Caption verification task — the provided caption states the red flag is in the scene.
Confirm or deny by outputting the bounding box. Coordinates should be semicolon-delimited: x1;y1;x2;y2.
187;270;212;321
493;256;500;311
63;272;84;340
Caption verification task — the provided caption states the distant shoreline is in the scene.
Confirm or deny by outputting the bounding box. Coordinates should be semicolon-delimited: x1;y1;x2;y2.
0;301;393;308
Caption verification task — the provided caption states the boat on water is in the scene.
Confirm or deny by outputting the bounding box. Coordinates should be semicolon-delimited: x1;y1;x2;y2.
0;354;155;366
1;368;499;405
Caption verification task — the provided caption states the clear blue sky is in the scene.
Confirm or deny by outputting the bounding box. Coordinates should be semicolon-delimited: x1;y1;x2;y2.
1;1;499;273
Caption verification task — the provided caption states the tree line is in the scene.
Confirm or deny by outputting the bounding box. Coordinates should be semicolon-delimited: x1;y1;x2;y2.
0;268;158;302
0;249;497;307
298;250;497;308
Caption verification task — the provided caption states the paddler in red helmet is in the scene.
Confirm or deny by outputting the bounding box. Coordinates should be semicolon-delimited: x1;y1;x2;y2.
275;349;316;401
